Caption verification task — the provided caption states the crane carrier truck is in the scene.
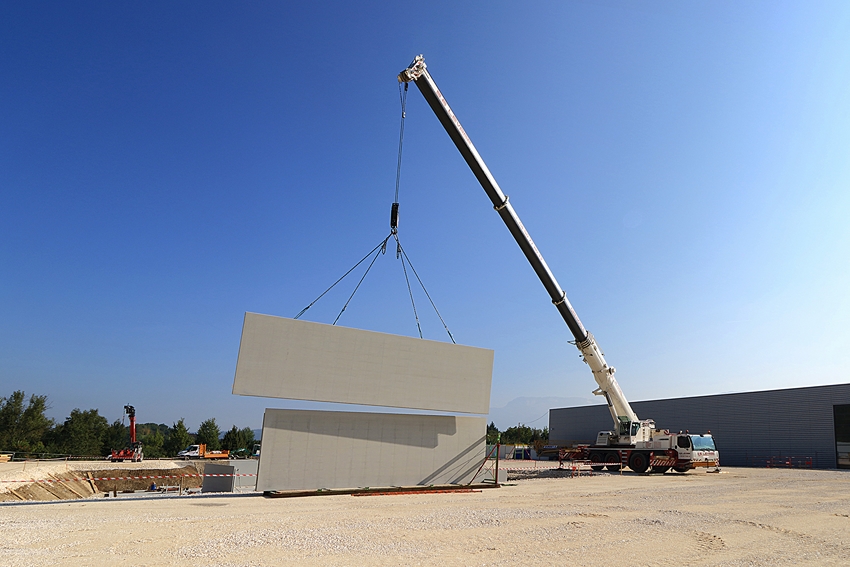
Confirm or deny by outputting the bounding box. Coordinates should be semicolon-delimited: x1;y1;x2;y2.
398;55;719;474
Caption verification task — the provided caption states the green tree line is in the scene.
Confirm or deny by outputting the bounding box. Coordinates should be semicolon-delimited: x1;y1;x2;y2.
0;390;256;458
486;422;548;445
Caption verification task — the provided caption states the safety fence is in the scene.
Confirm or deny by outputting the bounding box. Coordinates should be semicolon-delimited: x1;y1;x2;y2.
0;452;222;462
0;472;257;484
749;455;814;469
497;459;601;478
0;452;104;462
498;464;563;471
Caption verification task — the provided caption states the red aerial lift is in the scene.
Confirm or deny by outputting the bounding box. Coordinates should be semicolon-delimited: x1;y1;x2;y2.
109;405;143;462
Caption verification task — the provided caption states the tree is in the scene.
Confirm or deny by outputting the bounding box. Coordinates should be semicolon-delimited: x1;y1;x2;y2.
531;427;549;455
501;424;533;445
48;409;109;456
221;426;256;452
137;422;169;438
140;429;165;458
500;424;548;445
0;391;53;453
164;418;193;456
240;427;256;450
221;426;242;452
102;420;129;455
195;418;221;451
486;421;500;445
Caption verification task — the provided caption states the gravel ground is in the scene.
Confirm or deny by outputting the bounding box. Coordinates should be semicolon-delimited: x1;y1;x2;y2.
1;467;848;566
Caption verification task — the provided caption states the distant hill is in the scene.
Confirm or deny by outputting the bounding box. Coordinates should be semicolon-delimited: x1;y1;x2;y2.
487;396;600;430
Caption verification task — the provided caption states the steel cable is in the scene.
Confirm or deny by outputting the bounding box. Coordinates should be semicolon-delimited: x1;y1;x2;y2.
294;233;392;320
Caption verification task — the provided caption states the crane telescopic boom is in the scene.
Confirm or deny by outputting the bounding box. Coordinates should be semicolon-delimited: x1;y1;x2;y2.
399;55;646;442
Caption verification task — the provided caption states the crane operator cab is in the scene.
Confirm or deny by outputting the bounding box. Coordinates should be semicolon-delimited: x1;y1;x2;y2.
618;416;641;438
595;418;655;446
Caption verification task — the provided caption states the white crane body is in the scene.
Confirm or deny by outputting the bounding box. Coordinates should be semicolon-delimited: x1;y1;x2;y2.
399;55;719;473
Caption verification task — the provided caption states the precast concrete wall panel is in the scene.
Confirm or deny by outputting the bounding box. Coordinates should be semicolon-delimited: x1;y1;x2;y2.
233;313;493;414
549;383;850;468
256;409;487;491
202;464;235;493
229;459;259;491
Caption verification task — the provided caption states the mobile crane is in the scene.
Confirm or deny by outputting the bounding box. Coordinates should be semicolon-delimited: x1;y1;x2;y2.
398;55;719;473
109;405;143;462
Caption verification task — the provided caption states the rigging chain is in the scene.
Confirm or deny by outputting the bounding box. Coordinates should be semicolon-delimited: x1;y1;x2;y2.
293;81;455;342
395;235;455;344
396;234;422;339
294;233;392;320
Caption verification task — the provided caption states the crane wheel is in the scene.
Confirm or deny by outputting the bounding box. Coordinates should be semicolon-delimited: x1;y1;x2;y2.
629;452;649;474
589;452;605;471
673;466;690;473
605;454;621;471
651;466;670;473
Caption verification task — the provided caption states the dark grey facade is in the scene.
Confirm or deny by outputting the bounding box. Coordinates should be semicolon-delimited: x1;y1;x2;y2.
549;383;850;468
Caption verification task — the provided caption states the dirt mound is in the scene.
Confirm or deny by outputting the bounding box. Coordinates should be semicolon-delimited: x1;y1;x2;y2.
88;464;203;493
1;473;98;501
0;461;204;501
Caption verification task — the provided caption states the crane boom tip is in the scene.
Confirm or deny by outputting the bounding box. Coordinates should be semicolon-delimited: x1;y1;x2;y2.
398;54;426;83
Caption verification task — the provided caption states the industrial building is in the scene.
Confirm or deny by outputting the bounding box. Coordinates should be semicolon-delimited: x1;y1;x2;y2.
549;383;850;469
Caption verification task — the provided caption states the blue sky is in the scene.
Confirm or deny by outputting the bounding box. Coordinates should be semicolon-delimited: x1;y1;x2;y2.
2;2;849;431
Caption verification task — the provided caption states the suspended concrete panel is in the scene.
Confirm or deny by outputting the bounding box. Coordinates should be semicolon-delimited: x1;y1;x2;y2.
256;409;487;491
233;313;493;414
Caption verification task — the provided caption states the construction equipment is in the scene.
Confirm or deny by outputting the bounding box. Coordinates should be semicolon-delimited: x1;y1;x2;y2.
177;443;230;460
109;405;143;462
398;55;719;473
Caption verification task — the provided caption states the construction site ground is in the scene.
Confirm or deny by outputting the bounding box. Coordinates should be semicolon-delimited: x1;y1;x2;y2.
1;464;848;566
